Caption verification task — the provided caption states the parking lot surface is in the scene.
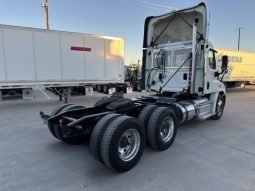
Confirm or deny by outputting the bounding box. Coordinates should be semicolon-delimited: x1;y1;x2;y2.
1;88;255;191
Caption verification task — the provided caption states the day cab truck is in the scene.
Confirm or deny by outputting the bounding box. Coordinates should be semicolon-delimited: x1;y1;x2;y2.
124;63;142;91
40;3;228;172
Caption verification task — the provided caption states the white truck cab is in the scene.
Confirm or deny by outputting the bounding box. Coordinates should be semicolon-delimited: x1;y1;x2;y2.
143;3;227;96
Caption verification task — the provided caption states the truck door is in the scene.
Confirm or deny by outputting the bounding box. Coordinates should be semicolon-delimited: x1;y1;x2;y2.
204;49;220;94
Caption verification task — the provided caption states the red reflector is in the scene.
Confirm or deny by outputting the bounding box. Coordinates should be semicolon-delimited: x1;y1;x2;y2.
71;46;91;52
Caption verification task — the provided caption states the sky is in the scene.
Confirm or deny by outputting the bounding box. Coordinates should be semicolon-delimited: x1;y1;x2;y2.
0;0;255;64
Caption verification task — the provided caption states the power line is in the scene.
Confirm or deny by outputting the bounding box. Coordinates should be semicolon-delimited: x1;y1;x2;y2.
119;0;177;11
134;0;177;10
119;0;166;10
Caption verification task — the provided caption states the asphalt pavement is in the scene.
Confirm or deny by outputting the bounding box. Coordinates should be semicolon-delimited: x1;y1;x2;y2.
0;88;255;191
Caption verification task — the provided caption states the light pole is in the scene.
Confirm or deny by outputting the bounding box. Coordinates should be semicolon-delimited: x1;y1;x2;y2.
237;27;243;51
41;0;49;30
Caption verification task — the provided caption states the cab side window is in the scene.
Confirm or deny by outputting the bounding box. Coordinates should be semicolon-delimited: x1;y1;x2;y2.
208;50;216;70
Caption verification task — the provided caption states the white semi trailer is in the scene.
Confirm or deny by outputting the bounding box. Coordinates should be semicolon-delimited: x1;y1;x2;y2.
216;48;255;88
40;3;228;172
0;25;124;101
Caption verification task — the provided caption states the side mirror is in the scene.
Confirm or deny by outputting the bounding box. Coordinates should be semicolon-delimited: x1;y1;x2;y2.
221;55;228;71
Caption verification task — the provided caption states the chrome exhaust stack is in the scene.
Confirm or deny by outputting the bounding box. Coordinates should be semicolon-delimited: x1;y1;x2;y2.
190;19;199;94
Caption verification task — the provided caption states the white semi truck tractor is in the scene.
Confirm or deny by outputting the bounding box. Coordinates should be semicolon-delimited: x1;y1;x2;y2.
40;3;228;172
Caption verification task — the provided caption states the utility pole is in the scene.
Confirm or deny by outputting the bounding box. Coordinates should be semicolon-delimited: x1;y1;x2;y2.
41;0;49;30
237;27;243;51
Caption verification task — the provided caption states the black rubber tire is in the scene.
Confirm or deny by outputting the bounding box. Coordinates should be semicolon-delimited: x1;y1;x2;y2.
210;94;225;120
90;113;120;163
100;116;146;172
147;107;177;151
138;105;157;129
138;105;158;145
48;104;86;145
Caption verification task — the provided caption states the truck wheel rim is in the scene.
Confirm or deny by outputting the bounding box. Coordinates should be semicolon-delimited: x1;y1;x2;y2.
217;99;224;116
118;129;140;162
160;116;174;142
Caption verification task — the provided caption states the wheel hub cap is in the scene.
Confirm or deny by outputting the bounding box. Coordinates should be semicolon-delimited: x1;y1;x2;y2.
217;99;224;116
160;116;174;142
118;129;140;162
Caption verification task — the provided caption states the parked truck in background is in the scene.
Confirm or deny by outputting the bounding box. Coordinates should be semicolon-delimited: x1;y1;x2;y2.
40;3;229;172
124;62;142;91
0;24;124;101
216;48;255;88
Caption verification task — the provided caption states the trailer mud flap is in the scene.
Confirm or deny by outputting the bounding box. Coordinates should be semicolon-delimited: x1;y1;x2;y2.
46;122;57;138
53;125;61;139
40;111;49;124
40;111;58;138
